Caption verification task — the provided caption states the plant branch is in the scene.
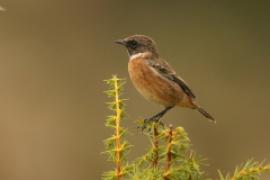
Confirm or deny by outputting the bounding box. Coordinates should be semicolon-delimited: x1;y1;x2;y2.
163;125;173;180
113;77;122;180
152;123;160;168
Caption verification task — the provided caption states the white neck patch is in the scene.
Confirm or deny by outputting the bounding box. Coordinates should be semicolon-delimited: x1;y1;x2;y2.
129;52;147;61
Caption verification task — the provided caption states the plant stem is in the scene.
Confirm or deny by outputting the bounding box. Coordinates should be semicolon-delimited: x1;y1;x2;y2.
152;123;159;168
164;125;173;180
166;125;173;171
113;78;122;180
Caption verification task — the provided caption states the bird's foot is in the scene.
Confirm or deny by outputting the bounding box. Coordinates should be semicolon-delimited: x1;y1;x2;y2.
137;106;173;132
138;116;164;132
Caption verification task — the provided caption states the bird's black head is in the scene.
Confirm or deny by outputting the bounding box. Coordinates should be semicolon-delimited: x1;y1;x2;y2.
114;35;159;57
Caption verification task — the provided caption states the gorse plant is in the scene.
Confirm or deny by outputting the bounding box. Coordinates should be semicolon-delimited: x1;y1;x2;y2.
103;75;270;180
130;124;204;180
103;76;132;180
218;160;270;180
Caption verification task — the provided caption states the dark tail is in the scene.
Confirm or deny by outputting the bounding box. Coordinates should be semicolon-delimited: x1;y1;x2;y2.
196;106;216;123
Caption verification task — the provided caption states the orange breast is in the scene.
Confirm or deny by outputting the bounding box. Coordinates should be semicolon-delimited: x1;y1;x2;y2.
128;58;184;107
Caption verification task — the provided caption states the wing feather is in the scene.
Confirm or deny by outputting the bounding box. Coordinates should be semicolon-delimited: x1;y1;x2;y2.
147;60;196;98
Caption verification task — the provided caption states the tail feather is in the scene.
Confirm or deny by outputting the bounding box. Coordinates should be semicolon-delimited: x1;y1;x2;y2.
196;106;216;123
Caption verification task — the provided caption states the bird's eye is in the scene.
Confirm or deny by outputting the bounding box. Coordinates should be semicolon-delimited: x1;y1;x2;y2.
129;40;138;48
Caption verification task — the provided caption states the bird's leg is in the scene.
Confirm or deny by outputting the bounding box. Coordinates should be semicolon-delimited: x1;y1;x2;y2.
145;106;174;123
139;106;174;131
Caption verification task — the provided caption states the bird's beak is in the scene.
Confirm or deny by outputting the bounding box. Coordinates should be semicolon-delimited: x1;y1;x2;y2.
114;39;126;46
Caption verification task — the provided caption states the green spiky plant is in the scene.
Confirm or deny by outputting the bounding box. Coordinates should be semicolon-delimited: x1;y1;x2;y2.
103;76;132;180
103;75;270;180
218;160;270;180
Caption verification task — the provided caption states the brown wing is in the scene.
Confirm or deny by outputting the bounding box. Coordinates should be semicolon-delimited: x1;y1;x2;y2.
147;59;196;99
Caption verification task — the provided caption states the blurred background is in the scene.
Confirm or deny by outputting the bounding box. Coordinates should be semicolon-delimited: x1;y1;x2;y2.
0;1;270;179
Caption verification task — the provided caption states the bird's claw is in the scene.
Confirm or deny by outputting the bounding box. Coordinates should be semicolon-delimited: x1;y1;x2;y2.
137;117;164;132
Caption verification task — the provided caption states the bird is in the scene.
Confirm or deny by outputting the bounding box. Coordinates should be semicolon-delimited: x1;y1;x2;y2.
114;35;215;124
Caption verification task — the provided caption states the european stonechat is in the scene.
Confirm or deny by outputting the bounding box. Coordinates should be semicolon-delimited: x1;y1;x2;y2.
115;35;215;123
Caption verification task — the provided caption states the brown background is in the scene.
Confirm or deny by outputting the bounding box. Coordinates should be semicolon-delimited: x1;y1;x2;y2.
0;1;270;179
